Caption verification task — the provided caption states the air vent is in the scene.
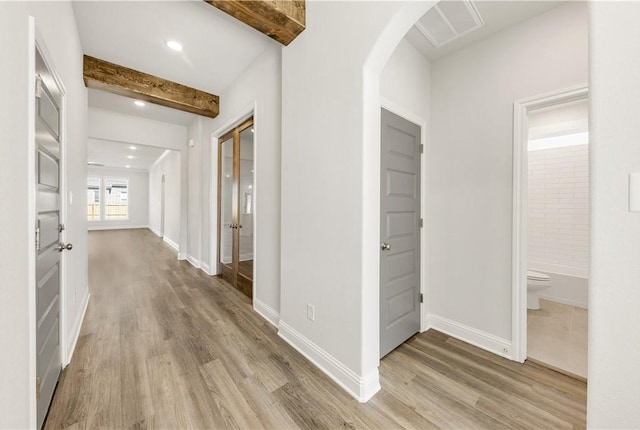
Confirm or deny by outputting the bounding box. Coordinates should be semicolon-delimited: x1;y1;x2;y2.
415;0;484;48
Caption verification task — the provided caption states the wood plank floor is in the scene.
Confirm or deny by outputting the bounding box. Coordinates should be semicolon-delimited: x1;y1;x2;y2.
44;229;587;429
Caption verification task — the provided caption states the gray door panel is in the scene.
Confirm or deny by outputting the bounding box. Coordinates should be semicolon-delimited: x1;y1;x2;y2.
380;108;421;358
35;49;62;429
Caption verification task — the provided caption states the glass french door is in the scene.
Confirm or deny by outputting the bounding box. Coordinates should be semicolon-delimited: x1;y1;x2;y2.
218;117;254;298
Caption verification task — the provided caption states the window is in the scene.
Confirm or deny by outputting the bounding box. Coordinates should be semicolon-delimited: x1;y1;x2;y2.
87;177;129;221
87;177;101;221
105;178;128;220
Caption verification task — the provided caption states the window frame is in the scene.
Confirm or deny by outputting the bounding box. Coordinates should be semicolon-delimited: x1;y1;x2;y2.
87;175;130;222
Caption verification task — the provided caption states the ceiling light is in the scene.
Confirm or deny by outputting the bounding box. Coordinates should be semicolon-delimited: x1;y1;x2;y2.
134;100;145;107
125;165;131;168
127;155;134;159
166;40;183;52
251;128;254;133
129;146;137;150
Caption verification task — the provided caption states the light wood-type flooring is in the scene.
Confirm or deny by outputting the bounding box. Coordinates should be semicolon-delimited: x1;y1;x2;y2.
44;229;587;429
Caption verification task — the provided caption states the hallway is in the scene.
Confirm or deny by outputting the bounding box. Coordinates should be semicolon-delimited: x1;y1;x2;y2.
44;229;586;429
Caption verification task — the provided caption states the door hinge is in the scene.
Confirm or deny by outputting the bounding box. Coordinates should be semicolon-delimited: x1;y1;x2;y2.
35;226;41;251
420;144;424;154
419;218;423;228
36;376;41;400
420;293;424;304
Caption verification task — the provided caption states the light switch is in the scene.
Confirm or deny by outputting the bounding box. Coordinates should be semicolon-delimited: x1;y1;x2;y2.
630;173;640;212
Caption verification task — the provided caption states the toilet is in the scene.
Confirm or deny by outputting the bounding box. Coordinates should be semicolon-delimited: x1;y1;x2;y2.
527;270;551;310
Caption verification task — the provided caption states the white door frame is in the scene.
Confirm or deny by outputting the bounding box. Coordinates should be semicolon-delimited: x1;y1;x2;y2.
379;97;429;333
511;83;588;362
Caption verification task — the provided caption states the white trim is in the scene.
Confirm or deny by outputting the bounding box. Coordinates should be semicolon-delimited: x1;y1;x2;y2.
427;313;512;359
163;236;180;253
201;262;212;275
278;321;381;402
88;224;149;231
512;83;589;362
186;254;201;269
528;261;589;279
65;292;90;366
254;299;280;327
148;226;162;237
27;18;37;429
379;97;429;333
538;294;588;310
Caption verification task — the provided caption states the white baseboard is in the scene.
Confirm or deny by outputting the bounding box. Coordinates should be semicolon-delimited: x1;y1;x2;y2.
538;294;588;309
163;236;179;252
278;321;380;402
88;224;149;231
178;252;187;261
65;292;90;366
201;262;212;275
427;313;513;359
254;299;280;327
187;254;201;269
149;226;162;237
240;253;254;262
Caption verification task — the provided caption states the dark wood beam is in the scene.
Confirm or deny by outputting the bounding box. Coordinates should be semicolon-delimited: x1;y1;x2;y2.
83;55;219;118
205;0;305;46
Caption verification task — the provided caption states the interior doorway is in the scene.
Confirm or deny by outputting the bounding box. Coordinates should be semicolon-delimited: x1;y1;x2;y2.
379;108;422;358
512;85;589;379
217;117;255;299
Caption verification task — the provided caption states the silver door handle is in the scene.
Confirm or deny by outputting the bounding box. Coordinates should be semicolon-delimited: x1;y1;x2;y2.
57;243;73;252
381;242;391;251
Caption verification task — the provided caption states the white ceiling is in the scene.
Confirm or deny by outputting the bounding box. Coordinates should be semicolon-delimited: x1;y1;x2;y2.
72;1;276;95
88;88;197;126
406;1;565;61
88;138;168;171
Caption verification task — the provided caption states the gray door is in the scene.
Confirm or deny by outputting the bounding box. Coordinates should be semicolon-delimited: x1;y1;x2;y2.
380;108;421;358
35;48;66;429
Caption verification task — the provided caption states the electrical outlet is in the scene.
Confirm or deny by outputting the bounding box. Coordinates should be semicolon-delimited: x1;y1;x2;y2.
307;304;315;321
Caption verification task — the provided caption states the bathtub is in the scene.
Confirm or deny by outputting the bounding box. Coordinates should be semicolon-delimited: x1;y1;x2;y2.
529;263;588;309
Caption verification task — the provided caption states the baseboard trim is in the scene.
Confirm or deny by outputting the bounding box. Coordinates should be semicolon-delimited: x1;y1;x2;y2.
537;294;588;310
201;262;212;275
187;254;201;269
278;321;380;402
254;299;280;327
65;292;90;366
427;313;513;359
163;236;179;253
88;224;149;231
149;226;162;237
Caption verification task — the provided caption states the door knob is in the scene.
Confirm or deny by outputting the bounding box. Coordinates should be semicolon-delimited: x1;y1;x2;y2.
381;242;391;251
57;243;73;252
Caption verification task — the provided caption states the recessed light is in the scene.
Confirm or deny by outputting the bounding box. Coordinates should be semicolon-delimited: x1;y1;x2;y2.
225;174;230;178
125;165;131;168
251;128;254;133
129;146;137;150
166;40;183;52
127;155;134;159
134;100;145;107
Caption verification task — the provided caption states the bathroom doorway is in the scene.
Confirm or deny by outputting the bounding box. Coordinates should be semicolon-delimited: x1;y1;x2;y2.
512;85;589;379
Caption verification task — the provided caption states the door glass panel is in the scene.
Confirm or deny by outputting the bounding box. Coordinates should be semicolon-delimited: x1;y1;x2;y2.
238;126;254;281
220;136;234;267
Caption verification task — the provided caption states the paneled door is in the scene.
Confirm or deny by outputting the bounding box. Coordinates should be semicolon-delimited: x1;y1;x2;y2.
218;117;254;299
35;47;71;428
380;108;421;358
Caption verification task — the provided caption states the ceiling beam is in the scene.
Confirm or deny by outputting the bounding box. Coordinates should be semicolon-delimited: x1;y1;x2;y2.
205;0;305;46
83;55;219;118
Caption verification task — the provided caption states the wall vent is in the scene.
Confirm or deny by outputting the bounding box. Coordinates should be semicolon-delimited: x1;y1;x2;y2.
415;0;484;48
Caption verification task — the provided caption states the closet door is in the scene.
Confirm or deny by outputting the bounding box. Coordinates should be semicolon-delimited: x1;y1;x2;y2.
217;117;254;299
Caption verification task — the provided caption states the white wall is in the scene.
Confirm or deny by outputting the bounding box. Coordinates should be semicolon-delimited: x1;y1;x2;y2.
187;118;203;268
588;2;640;427
0;2;88;428
428;2;588;343
87;167;149;230
149;151;181;252
528;145;590;275
89;108;188;258
198;45;282;321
